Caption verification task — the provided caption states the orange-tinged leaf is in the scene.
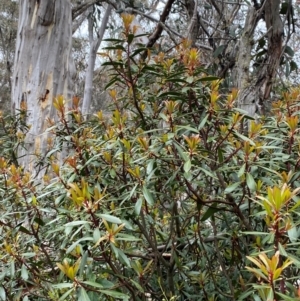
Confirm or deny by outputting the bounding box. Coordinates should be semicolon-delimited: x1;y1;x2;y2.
268;251;280;272
245;267;268;281
273;267;282;280
68;183;82;197
67;266;75;280
57;263;67;275
103;219;110;231
112;223;125;235
281;258;293;270
258;253;272;270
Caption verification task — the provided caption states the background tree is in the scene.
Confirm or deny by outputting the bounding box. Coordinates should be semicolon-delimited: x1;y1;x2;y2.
0;0;18;113
9;0;300;170
12;0;75;171
81;3;112;117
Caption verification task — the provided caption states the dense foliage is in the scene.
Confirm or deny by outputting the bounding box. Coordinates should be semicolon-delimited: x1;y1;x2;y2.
1;17;300;301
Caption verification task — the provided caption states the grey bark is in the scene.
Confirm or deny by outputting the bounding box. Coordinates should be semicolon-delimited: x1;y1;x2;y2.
232;6;259;117
72;8;90;34
81;4;112;117
233;0;284;117
12;0;75;170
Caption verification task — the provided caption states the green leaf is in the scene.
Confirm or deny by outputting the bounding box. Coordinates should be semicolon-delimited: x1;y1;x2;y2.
135;198;143;215
217;148;223;164
98;279;114;289
246;173;256;191
79;288;91;301
66;237;93;254
117;249;131;267
201;205;221;221
115;234;141;241
253;295;262;301
64;221;90;227
58;288;74;301
266;289;274;301
224;182;241;193
237;290;253;300
276;293;298;301
99;214;122;224
285;45;294;57
53;283;74;289
186;76;194;83
130;47;148;58
290;60;298;72
285;60;290;77
0;286;6;300
93;228;100;243
143;186;154;206
18;226;32;235
278;243;288;257
233;131;255;145
21;264;28;281
99;290;129;300
184;159;191;173
146;160;154;174
176;125;199;134
103;38;123;42
198;114;209;130
79;251;89;278
130;279;144;293
127;34;135;44
213;45;226;58
10;261;15;278
104;45;125;51
287;227;299;242
238;164;246;178
199;167;217;179
34;217;45;226
82;281;104;289
173;141;188;161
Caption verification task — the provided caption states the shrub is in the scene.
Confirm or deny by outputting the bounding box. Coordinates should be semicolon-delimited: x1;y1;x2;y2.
1;19;300;301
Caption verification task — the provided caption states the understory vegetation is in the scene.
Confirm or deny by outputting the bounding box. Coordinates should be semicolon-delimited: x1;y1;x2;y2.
1;21;300;301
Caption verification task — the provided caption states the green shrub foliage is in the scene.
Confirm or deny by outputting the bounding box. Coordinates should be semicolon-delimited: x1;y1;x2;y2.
1;17;300;301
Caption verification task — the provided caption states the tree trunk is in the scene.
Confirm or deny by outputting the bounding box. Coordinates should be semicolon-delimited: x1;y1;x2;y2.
12;0;75;171
233;0;283;117
81;4;112;118
233;6;259;117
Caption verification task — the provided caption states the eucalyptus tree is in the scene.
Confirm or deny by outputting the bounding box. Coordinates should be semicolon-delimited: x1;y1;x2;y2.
0;0;18;112
10;0;107;170
10;0;299;170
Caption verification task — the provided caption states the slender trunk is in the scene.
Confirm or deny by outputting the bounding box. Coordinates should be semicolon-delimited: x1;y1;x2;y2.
12;0;75;171
81;4;112;118
232;7;259;117
233;0;283;117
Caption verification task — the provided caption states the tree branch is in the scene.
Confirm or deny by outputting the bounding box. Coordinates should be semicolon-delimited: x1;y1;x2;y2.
72;9;90;34
72;0;117;20
146;0;176;48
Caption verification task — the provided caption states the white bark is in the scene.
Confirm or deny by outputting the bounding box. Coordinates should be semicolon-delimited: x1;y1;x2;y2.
233;0;283;117
12;0;75;170
81;4;112;118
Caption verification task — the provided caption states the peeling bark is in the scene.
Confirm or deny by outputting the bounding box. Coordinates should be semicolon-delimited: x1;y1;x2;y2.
258;0;284;101
233;0;283;117
233;7;259;116
12;0;75;171
185;0;199;44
